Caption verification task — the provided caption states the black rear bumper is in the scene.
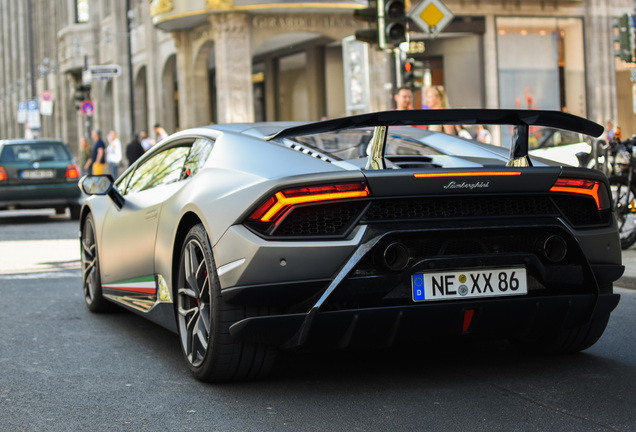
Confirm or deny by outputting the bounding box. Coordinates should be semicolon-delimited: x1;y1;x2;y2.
229;292;620;350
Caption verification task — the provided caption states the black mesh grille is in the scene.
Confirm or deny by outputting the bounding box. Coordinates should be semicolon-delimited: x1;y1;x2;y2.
272;202;366;237
362;196;557;222
551;195;603;226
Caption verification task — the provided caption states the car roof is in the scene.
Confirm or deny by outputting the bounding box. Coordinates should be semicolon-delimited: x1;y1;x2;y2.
0;138;67;146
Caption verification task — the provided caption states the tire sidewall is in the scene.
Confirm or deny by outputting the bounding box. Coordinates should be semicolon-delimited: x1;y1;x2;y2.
81;214;108;312
176;224;224;379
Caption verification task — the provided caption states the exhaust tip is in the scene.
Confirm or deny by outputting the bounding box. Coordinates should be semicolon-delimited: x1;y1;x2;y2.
378;242;410;272
543;235;568;263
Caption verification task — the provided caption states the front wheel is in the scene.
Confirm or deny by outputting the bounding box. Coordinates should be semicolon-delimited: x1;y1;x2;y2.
609;176;636;249
176;224;278;382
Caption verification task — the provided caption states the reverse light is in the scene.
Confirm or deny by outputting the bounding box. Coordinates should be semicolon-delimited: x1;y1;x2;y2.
65;164;81;179
550;178;609;210
249;182;370;223
0;167;7;182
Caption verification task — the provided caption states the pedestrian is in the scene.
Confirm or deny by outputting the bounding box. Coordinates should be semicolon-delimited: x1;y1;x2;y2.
140;130;155;151
455;125;472;139
90;129;106;175
154;123;168;143
394;86;413;110
126;132;145;166
606;120;617;142
476;124;492;144
106;130;123;178
79;136;92;176
424;86;455;135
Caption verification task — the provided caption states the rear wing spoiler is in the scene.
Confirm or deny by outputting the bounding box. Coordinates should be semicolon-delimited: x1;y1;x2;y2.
265;109;604;169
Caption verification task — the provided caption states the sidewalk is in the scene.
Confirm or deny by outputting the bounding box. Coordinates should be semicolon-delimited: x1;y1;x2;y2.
618;247;636;289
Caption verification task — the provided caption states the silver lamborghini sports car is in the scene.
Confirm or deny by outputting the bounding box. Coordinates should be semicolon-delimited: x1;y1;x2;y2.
79;109;623;382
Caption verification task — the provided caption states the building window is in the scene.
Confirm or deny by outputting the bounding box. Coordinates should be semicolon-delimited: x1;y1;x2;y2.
496;17;586;117
76;0;89;23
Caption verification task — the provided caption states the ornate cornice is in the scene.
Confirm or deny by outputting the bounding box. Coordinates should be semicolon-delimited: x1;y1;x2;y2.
206;0;234;10
150;0;174;17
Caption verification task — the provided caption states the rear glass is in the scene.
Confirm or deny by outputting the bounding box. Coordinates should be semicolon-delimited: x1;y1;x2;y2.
0;142;71;163
289;129;442;161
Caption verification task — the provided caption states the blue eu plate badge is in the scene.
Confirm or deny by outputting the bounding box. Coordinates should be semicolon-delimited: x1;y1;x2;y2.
412;274;426;301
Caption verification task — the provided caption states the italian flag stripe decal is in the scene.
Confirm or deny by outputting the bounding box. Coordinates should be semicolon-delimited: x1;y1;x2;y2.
102;276;156;294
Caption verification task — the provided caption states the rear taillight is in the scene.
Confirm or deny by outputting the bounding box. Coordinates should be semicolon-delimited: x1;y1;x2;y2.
66;164;81;179
0;167;7;181
550;178;609;210
248;182;370;223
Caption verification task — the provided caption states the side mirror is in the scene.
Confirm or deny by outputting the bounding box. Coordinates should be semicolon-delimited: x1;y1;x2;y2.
79;175;125;209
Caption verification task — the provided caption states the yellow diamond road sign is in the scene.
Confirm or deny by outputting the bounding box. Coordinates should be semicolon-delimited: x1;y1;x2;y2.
410;0;454;36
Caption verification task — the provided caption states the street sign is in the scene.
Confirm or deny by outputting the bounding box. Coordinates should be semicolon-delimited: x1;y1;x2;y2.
40;90;53;116
80;100;95;116
17;101;27;123
88;64;122;79
409;0;454;36
27;99;40;130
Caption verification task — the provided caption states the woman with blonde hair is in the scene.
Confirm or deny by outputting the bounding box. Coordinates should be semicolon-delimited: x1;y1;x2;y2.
424;86;455;135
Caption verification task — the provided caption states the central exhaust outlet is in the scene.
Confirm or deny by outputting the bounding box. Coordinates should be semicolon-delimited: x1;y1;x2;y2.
379;242;410;272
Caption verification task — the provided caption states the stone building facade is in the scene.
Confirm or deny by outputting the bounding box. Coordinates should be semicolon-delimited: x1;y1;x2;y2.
0;0;634;158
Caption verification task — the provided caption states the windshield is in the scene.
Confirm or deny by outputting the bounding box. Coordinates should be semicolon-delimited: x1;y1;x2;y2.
0;142;71;163
289;129;443;161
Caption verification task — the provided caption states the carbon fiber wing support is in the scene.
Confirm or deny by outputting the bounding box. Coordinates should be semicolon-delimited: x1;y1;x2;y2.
265;109;604;169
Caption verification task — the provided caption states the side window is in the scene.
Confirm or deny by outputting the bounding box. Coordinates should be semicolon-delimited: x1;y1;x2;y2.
181;138;214;180
124;146;190;194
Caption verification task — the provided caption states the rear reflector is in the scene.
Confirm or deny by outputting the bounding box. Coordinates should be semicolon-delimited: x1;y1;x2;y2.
463;309;476;333
249;182;369;223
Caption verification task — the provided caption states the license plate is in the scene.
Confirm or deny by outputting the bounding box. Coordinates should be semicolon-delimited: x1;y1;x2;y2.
412;267;527;302
21;169;55;179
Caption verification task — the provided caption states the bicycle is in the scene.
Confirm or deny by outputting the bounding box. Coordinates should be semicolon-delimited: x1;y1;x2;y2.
603;136;636;249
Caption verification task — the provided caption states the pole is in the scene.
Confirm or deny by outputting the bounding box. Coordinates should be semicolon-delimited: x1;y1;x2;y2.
126;0;135;135
26;0;36;100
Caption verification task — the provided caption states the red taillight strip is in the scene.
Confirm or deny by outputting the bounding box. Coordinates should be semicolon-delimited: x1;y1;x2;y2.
250;182;370;223
0;167;7;182
550;178;604;209
414;171;522;178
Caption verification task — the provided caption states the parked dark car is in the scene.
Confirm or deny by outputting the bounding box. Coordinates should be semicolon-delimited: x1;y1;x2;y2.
0;138;82;219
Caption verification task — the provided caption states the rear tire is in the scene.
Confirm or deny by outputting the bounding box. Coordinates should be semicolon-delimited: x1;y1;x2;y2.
176;223;278;382
81;213;110;312
609;176;636;249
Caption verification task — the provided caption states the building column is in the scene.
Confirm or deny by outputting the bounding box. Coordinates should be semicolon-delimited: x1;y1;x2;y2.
211;13;254;123
585;0;615;127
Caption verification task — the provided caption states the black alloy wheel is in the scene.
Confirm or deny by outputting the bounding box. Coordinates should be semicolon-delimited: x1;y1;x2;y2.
176;223;278;382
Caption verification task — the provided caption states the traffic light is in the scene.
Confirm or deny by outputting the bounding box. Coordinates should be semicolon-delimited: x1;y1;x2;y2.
613;13;635;63
74;85;91;110
354;1;380;47
403;58;424;88
354;0;408;50
384;0;407;49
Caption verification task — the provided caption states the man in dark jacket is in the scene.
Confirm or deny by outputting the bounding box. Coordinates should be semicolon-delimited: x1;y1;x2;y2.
126;131;146;166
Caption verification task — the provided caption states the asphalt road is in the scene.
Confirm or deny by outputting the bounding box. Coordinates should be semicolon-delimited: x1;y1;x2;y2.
1;210;636;432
